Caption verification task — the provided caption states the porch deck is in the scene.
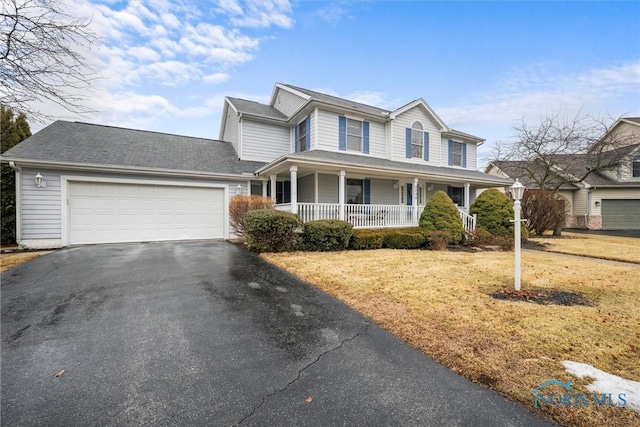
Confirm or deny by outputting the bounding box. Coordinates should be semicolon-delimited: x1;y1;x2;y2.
276;203;477;234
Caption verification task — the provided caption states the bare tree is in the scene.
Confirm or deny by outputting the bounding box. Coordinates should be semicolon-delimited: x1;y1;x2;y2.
492;112;639;192
0;0;98;122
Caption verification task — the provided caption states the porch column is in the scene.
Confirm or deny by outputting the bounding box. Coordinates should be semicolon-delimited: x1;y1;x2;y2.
270;174;277;203
338;170;346;220
262;180;268;197
412;177;419;225
290;165;298;215
464;182;471;211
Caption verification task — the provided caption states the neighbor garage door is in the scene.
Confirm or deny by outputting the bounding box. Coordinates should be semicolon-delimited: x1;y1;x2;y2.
601;199;640;230
68;181;225;244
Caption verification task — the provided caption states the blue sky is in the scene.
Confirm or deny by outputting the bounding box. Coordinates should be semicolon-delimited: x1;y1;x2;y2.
37;0;640;165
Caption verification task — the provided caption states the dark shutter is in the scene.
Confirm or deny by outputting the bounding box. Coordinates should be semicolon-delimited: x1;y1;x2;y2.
448;140;454;166
294;124;299;153
284;181;291;203
405;128;412;158
462;143;467;168
424;132;429;161
364;179;371;204
338;116;346;151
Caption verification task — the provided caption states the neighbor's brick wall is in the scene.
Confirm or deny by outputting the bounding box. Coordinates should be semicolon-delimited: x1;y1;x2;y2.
567;215;602;230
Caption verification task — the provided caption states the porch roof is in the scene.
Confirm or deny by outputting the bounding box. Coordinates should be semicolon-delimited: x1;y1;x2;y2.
256;150;513;187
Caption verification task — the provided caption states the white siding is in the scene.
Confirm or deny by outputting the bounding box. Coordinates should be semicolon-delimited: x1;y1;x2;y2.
318;173;339;203
21;169;61;239
370;178;399;204
317;109;339;152
315;109;386;157
573;188;589;215
297;174;315;202
240;119;290;162
392;106;442;165
19;168;251;246
222;111;239;155
273;88;307;117
466;143;477;170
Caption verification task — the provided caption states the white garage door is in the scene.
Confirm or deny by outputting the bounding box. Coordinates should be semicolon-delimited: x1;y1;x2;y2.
69;181;225;244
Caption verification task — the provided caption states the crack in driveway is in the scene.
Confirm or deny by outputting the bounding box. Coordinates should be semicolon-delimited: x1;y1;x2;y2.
236;322;370;426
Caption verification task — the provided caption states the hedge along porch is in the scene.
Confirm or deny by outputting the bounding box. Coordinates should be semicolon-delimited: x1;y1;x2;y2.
253;151;512;234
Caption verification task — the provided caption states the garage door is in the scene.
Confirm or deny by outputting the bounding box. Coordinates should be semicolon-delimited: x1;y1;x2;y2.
69;181;225;244
601;199;640;230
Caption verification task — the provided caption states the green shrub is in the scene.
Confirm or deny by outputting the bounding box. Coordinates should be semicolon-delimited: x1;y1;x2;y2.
349;229;384;250
469;189;529;240
245;209;301;253
419;190;465;244
382;228;428;249
301;220;353;251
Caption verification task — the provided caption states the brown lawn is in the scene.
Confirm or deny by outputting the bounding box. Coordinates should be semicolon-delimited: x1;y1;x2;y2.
0;251;51;273
530;232;640;264
263;249;640;427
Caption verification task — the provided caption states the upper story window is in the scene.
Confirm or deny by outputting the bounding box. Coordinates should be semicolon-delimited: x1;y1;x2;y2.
297;120;307;152
633;157;640;178
339;116;370;154
347;119;363;151
448;140;467;168
295;117;309;153
411;122;423;158
405;122;429;160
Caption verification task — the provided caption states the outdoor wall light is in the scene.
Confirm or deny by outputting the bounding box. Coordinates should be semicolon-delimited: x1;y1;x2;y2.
510;179;525;292
595;201;601;207
35;172;46;188
427;184;434;191
235;184;242;195
393;182;399;189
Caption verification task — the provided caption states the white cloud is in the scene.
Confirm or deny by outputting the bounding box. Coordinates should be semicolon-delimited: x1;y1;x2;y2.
203;72;230;84
128;46;161;62
317;2;351;25
220;0;294;28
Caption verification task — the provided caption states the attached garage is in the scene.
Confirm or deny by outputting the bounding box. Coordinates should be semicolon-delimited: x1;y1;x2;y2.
67;181;226;245
601;199;640;230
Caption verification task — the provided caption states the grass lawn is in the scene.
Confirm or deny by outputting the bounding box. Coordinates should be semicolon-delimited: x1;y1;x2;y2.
530;232;640;264
263;249;640;427
0;251;51;273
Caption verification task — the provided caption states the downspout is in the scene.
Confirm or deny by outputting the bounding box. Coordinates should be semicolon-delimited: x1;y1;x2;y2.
8;161;22;243
585;186;596;229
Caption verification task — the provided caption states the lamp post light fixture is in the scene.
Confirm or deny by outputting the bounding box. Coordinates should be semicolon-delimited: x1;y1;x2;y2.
510;179;525;291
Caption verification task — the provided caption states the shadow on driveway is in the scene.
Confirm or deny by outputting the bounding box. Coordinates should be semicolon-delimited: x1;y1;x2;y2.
1;241;553;426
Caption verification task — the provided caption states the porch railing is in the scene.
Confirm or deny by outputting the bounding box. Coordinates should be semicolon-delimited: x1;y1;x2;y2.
276;203;476;234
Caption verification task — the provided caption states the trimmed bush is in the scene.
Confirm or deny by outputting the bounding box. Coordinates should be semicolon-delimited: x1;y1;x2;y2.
419;190;465;244
382;228;428;249
349;229;384;250
229;195;275;238
470;189;529;240
245;209;301;253
301;220;353;251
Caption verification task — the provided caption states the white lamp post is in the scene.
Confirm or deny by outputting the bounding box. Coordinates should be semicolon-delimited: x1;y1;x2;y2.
510;179;525;291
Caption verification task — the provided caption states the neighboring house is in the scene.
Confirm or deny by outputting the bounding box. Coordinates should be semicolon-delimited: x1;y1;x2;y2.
486;117;640;230
1;83;511;249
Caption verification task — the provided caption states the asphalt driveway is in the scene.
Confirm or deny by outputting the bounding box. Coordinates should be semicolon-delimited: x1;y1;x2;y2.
1;242;553;426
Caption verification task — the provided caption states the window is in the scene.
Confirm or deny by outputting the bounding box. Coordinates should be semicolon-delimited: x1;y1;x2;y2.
633;158;640;178
452;142;464;167
346;119;362;151
346;179;363;204
297;119;307;152
411;122;423;158
447;186;464;206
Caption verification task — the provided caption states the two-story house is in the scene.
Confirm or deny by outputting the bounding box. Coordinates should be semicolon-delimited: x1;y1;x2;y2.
486;117;640;230
1;83;511;249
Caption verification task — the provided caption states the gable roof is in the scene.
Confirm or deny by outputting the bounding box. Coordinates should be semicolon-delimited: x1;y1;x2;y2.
279;83;392;117
226;97;287;121
1;121;265;176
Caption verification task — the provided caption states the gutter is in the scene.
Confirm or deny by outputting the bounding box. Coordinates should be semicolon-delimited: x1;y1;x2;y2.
1;158;254;181
8;161;22;242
